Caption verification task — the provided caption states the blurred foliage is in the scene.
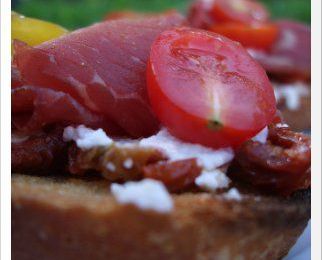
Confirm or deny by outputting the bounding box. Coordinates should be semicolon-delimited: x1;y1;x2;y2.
14;0;310;30
261;0;310;23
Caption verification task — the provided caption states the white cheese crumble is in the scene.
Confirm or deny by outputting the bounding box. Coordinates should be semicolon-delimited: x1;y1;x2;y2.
111;179;173;213
273;82;309;111
223;188;242;201
276;123;289;128
139;128;234;170
251;127;268;144
123;158;133;169
195;169;230;191
63;125;113;150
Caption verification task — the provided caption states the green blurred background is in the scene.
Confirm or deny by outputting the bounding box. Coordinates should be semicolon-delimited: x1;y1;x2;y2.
13;0;310;30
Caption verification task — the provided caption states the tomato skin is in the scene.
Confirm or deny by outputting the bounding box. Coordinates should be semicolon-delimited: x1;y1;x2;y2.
210;23;278;50
147;27;276;149
211;0;269;25
147;63;247;148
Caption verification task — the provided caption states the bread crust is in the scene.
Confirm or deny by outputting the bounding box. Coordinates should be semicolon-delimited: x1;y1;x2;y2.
12;174;310;260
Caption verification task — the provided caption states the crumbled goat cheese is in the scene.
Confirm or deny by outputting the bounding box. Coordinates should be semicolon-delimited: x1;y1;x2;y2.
63;125;113;150
252;127;268;144
123;158;133;169
223;188;242;201
276;123;289;128
139;128;234;170
195;169;230;191
106;162;116;172
273;82;309;111
111;179;173;213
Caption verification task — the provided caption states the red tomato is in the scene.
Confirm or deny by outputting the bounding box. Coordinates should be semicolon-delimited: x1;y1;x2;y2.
211;0;269;25
210;23;278;50
147;28;276;148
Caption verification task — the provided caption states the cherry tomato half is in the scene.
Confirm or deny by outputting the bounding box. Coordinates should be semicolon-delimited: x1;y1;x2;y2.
147;28;276;149
210;23;278;50
211;0;269;25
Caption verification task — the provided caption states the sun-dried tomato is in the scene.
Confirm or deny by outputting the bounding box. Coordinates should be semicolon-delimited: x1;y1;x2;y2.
68;144;167;182
228;124;310;196
12;126;68;173
143;159;202;192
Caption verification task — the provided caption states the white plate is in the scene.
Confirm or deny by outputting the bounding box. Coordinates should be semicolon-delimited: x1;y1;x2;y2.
283;220;311;260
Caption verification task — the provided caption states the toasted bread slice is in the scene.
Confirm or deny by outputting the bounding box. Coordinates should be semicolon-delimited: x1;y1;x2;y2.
12;174;310;260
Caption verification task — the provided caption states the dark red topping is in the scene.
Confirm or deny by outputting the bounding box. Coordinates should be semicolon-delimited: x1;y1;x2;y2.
12;127;68;173
143;159;202;192
228;124;311;196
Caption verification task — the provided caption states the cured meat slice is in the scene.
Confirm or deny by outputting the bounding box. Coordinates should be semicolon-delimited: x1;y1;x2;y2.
13;12;186;137
248;20;311;81
12;66;23;88
188;0;216;29
12;86;124;135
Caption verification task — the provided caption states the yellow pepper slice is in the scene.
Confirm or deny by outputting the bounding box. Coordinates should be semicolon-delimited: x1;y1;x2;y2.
12;11;68;47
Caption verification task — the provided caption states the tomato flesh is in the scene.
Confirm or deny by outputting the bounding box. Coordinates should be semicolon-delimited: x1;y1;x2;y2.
147;28;276;148
211;0;269;25
210;23;278;50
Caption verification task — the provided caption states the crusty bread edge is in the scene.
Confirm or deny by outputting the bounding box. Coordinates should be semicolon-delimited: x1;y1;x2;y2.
12;174;310;260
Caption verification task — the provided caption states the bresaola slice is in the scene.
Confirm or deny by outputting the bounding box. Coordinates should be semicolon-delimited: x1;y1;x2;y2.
12;86;124;135
13;12;186;137
248;20;311;81
188;0;216;29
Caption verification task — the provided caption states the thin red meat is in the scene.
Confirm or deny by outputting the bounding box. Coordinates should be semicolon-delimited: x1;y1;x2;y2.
12;65;23;88
188;0;216;29
248;20;311;81
12;86;124;135
13;12;186;137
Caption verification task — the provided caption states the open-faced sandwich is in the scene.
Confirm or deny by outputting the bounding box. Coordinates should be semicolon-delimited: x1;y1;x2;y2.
12;8;310;260
188;0;311;131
